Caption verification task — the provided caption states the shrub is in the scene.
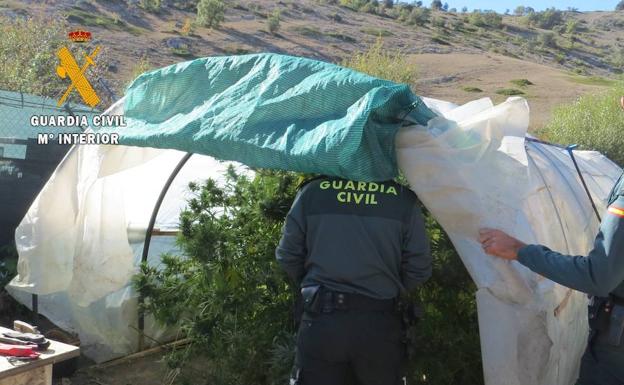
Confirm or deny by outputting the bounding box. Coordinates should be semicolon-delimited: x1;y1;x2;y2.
181;17;193;36
341;38;416;84
538;31;557;47
496;88;525;96
524;8;564;29
127;56;152;88
196;0;226;28
462;86;483;92
339;0;368;10
135;169;301;385
540;83;624;166
267;9;281;34
510;78;533;87
405;6;431;26
431;16;446;29
468;10;503;29
139;0;161;12
565;19;579;34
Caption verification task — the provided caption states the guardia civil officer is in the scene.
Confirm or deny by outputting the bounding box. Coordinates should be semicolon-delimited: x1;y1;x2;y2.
479;173;624;385
276;176;432;385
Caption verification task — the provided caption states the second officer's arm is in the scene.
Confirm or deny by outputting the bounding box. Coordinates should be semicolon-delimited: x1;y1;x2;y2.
486;196;624;297
276;190;307;286
402;204;433;291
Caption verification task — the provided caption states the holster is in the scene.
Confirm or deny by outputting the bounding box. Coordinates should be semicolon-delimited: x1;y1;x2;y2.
301;285;322;314
588;296;624;347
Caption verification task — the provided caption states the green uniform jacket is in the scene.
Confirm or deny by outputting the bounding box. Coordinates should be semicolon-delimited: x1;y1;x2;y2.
276;177;432;299
518;173;624;298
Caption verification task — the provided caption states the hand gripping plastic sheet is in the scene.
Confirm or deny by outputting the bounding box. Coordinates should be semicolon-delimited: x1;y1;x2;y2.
397;96;621;385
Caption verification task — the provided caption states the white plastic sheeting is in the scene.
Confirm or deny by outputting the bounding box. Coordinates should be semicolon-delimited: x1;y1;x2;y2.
398;96;621;385
7;101;249;362
7;96;622;383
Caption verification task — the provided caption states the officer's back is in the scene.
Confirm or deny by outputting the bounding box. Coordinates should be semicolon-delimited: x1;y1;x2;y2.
276;176;431;385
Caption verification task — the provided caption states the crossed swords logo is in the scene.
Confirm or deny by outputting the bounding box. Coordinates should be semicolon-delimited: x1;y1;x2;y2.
56;46;101;108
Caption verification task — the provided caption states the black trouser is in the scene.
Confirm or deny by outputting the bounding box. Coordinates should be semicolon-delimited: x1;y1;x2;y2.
295;309;405;385
576;298;624;385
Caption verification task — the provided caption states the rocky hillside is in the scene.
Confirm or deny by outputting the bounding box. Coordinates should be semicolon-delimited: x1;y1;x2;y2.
1;0;623;127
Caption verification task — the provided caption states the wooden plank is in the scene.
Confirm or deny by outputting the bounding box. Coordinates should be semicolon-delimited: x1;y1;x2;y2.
0;364;51;385
0;327;79;380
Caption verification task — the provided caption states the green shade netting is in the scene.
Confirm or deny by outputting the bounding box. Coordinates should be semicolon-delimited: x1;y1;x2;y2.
107;53;436;181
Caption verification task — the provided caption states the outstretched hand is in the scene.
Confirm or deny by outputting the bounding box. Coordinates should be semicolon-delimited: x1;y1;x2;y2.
478;228;527;260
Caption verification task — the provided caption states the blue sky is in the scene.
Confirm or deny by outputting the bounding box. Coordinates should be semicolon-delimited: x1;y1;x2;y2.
442;0;620;12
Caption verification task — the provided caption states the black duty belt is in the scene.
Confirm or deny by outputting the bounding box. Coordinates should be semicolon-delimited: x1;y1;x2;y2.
318;290;396;313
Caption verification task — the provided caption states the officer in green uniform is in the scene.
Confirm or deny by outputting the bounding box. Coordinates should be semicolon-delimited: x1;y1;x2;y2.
479;173;624;385
276;176;432;385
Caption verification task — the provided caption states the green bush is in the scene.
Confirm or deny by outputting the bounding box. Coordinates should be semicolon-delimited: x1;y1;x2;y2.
540;83;624;166
510;78;533;87
139;0;161;12
538;31;557;47
339;0;368;10
565;19;579;34
267;9;281;34
0;15;114;103
341;38;416;85
462;86;483;93
496;88;525;96
196;0;226;28
524;8;564;29
136;169;300;385
468;10;503;29
431;16;446;29
405;7;431;26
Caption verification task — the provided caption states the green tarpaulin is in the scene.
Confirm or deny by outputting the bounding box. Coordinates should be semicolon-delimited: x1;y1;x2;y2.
105;53;436;181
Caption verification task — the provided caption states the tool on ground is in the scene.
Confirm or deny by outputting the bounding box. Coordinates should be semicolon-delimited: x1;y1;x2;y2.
0;343;40;359
2;331;50;350
13;320;39;334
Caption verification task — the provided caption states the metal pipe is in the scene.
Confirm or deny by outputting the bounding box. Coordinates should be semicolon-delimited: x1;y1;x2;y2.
137;152;193;351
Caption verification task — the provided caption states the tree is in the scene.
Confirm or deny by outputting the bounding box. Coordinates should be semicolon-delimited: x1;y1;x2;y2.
431;0;443;10
461;6;468;13
443;2;449;11
384;0;394;7
196;0;226;28
617;1;624;11
267;9;281;34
